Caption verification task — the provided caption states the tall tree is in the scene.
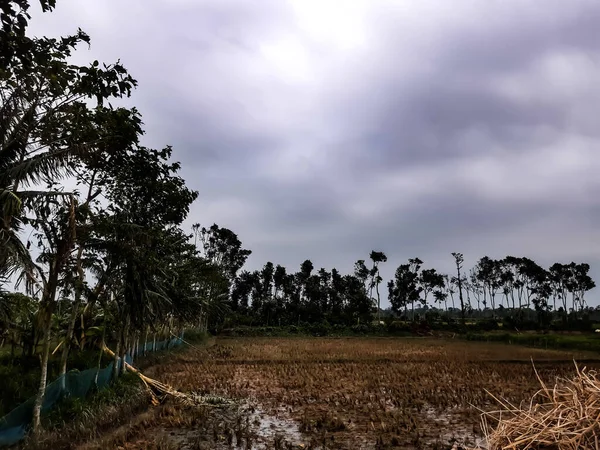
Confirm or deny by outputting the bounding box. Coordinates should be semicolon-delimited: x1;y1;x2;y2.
354;259;370;293
451;253;466;324
329;268;344;323
368;251;387;323
388;258;423;320
419;268;444;308
196;224;251;285
342;274;372;324
259;262;275;325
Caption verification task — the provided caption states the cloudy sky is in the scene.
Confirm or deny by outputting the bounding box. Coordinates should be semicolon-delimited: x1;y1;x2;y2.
30;0;599;305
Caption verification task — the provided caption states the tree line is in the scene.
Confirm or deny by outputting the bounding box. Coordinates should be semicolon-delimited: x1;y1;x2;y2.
213;239;596;328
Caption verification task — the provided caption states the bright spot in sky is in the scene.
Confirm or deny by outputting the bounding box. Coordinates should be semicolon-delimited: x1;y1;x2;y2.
289;0;368;50
259;0;369;83
259;37;313;83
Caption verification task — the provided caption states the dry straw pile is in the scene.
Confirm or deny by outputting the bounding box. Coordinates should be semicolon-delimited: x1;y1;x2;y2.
483;362;600;450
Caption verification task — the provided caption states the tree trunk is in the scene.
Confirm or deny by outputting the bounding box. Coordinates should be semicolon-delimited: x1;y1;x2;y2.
32;196;78;434
59;294;81;389
113;335;121;380
376;277;381;323
130;333;136;361
32;323;51;434
143;328;149;356
59;238;86;387
10;333;15;358
94;322;107;385
456;277;465;325
120;332;127;375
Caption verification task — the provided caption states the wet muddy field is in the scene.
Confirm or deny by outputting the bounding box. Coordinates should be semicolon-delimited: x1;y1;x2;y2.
107;337;599;449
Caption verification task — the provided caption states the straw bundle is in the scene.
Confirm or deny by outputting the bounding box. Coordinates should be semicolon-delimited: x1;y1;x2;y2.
102;345;235;408
482;361;600;450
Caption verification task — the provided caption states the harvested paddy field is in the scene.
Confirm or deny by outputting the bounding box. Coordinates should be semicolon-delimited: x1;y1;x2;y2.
118;337;600;449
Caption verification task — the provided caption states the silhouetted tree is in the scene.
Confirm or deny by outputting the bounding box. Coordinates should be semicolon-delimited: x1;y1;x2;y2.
368;251;387;323
452;253;466;324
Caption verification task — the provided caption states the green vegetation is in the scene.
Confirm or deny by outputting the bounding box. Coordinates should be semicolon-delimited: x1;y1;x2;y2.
42;372;142;430
0;349;112;418
0;0;226;438
33;372;149;450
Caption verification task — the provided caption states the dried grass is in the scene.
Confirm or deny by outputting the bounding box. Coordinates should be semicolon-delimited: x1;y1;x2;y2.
102;345;236;408
483;360;600;450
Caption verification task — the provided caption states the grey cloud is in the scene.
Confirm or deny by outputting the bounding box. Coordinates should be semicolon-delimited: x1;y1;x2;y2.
30;0;600;305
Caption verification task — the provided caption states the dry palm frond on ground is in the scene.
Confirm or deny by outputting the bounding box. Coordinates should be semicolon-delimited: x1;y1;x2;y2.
102;345;236;408
483;361;600;450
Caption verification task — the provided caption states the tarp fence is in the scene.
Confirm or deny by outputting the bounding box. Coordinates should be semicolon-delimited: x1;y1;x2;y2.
0;335;183;447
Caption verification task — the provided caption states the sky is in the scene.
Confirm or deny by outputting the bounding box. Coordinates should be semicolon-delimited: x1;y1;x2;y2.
28;0;600;306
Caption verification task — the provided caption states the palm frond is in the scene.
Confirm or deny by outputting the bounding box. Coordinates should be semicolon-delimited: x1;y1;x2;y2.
1;147;79;188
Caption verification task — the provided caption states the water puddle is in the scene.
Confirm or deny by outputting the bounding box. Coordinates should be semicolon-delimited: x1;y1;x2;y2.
422;405;487;449
158;402;307;449
245;405;305;449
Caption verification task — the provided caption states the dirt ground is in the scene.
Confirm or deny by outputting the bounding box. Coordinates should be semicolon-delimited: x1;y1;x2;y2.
85;337;600;450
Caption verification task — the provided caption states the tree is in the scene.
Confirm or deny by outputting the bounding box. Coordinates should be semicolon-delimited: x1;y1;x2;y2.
231;270;254;312
466;269;483;311
528;267;552;327
329;268;344;324
293;259;314;322
368;251;387;323
473;257;505;317
317;268;331;317
433;289;448;313
419;268;444;308
571;263;595;312
549;263;571;314
451;253;466;324
259;262;275;325
388;258;423;320
354;260;370;293
267;264;287;324
196;224;252;285
1;5;137;284
342;274;372;324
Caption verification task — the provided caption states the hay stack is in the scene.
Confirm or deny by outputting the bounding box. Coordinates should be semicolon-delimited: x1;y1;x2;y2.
483;362;600;450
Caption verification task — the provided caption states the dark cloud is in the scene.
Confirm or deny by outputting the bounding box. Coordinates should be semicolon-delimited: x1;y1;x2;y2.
30;0;600;304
